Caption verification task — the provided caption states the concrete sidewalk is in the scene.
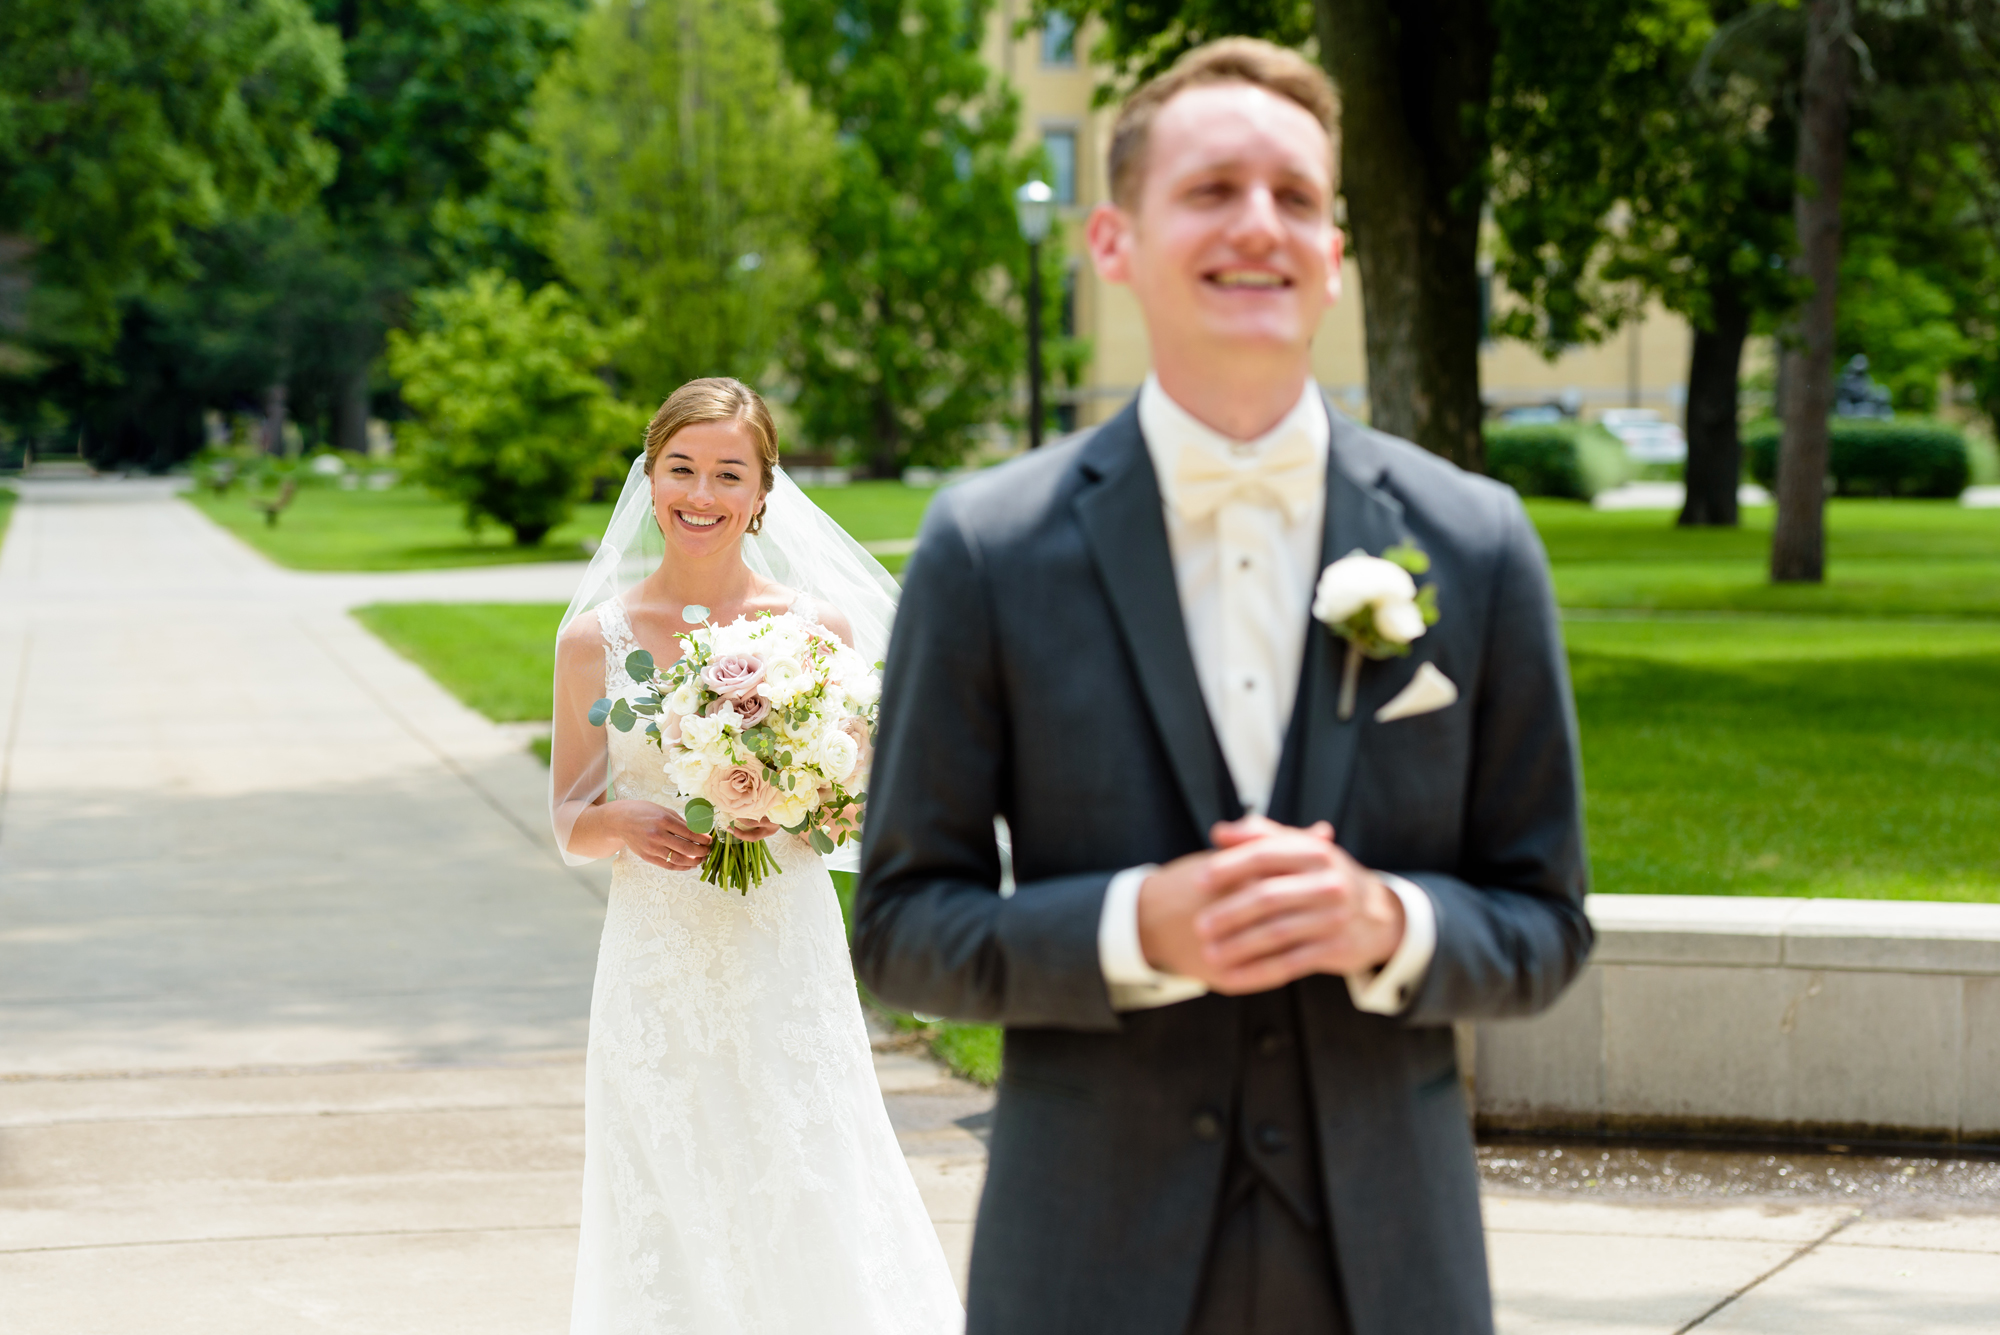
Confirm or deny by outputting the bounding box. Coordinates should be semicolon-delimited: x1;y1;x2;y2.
2;481;1995;1333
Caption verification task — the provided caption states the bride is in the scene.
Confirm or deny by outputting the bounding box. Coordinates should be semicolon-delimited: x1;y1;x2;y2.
549;377;963;1334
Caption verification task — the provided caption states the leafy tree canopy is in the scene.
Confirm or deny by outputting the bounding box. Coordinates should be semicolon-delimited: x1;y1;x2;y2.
0;0;342;353
534;0;835;404
780;0;1074;473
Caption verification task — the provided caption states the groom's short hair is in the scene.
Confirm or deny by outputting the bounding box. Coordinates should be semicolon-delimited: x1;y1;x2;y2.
1108;38;1339;210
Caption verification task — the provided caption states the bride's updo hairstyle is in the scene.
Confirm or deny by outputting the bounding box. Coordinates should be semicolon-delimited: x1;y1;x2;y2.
643;377;781;534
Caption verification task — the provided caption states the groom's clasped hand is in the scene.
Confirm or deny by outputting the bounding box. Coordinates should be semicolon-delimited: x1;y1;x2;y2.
1137;816;1407;994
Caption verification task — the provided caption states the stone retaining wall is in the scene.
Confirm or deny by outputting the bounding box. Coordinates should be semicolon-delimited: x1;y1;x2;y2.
1465;895;2000;1147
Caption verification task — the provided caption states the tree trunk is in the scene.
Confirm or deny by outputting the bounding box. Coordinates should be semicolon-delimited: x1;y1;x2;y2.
1316;0;1494;471
260;383;289;456
1772;0;1852;584
335;361;370;457
868;384;901;479
1678;284;1750;527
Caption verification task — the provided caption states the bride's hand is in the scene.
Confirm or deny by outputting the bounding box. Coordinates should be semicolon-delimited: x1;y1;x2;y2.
612;801;712;870
729;816;782;843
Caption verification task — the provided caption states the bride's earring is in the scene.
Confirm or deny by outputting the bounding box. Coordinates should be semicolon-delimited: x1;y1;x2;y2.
747;504;766;536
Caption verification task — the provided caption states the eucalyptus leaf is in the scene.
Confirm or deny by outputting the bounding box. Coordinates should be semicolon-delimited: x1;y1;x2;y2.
809;829;836;855
626;649;655;681
682;604;709;623
608;698;638;731
683;797;716;834
588;698;613;727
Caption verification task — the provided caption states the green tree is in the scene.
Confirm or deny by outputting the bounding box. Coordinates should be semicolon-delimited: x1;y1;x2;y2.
780;0;1071;474
532;0;834;405
306;0;586;454
56;211;377;469
386;272;645;545
0;0;341;355
1489;1;1800;527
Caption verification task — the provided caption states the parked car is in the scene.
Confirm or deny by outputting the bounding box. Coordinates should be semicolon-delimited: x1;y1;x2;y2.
1494;402;1569;426
1599;408;1687;464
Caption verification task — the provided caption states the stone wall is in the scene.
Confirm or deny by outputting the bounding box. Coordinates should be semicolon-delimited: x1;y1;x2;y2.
1465;896;2000;1147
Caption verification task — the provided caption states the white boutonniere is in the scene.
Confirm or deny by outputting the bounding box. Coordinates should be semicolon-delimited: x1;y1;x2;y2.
1313;544;1441;721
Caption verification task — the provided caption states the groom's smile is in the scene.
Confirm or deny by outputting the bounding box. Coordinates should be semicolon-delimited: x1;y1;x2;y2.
1206;267;1291;289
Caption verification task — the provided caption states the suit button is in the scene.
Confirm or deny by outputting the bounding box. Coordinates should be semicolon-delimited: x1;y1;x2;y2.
1255;1030;1288;1057
1255;1122;1291;1153
1192;1111;1223;1142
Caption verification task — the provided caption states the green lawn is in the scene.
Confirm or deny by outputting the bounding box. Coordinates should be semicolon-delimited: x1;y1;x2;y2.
352;603;562;721
192;478;937;572
0;486;14;547
1569;617;2000;901
1530;501;2000;617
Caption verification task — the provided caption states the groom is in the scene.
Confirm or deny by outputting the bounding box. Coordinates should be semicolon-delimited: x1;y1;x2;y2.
856;37;1591;1335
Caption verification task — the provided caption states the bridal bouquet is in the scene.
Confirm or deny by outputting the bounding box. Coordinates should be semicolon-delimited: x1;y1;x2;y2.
592;605;878;893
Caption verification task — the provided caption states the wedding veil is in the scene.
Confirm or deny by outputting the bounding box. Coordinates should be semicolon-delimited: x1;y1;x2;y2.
549;452;901;870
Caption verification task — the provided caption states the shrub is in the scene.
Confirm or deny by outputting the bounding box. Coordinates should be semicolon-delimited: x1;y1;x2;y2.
1485;425;1589;500
387;273;646;546
1483;423;1632;500
1744;419;1970;498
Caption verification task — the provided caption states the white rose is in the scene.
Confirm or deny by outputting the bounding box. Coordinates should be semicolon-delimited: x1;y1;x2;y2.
667;749;713;797
1376;599;1428;645
767;789;811;829
677;712;724;753
1312;550;1418;626
708;620;758;656
667;680;701;716
848;672;881;709
817;727;859;782
758;657;805;705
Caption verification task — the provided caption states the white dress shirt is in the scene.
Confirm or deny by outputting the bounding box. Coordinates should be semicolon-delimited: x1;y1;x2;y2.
1096;375;1437;1013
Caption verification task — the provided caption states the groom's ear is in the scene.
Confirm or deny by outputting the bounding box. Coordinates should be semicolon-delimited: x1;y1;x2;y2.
1323;226;1345;306
1087;203;1133;286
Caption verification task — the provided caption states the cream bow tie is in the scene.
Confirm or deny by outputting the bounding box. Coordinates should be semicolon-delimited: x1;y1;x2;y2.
1169;430;1321;523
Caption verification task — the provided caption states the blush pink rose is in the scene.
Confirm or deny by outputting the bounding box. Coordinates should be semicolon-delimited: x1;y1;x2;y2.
705;693;770;727
700;654;767;702
704;762;776;823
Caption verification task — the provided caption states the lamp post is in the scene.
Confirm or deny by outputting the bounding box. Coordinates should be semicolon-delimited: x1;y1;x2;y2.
1013;179;1055;449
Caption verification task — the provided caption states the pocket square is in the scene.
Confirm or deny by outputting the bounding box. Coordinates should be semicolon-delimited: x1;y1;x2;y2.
1375;662;1458;723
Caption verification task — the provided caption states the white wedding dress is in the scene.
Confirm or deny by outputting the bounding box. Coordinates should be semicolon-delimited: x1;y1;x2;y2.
569;599;963;1335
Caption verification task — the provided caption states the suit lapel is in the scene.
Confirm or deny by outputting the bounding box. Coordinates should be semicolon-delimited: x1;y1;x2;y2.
1271;401;1411;828
1073;403;1237;836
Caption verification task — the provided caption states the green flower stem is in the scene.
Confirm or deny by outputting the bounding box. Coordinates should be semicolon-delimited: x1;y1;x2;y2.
699;830;782;895
1338;641;1364;722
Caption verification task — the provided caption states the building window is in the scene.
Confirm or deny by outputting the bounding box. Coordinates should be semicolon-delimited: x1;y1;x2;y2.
1043;128;1077;205
1041;12;1077;67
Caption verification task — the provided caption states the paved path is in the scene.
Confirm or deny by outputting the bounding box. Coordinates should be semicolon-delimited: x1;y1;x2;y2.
2;479;1995;1332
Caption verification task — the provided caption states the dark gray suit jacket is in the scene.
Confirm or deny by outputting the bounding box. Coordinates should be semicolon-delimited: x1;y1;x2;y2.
854;397;1592;1335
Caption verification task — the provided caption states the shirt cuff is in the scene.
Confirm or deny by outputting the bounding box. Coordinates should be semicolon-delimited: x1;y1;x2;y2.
1345;873;1436;1015
1099;864;1210;1012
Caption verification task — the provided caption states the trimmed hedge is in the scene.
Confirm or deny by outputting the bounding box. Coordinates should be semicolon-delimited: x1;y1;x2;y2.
1484;423;1631;500
1745;419;1970;498
1485;425;1588;499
